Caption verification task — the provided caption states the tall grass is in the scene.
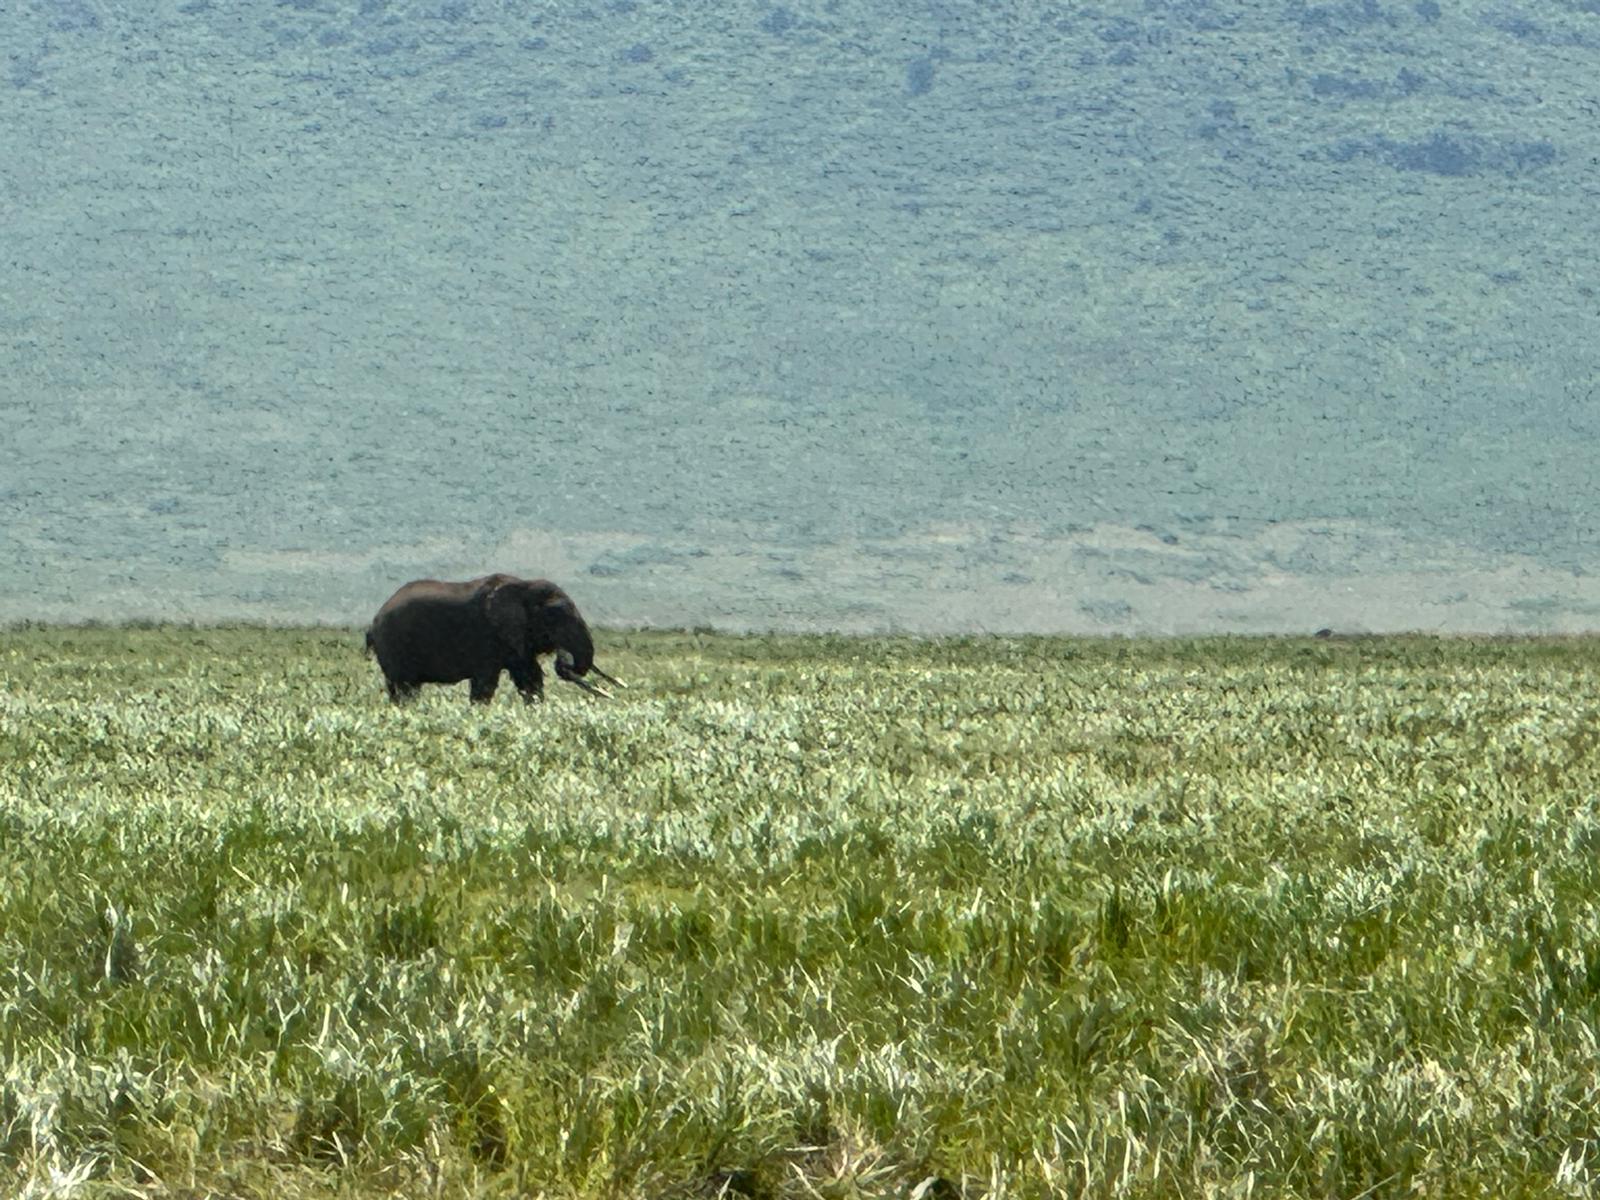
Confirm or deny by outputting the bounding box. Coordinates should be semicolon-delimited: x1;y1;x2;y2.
5;627;1600;1197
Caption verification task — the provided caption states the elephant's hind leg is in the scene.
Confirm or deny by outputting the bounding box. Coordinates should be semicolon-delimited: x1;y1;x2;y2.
469;672;500;704
509;658;545;703
386;678;421;704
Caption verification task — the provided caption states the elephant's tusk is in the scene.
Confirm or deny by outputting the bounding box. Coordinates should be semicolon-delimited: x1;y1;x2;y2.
563;674;614;700
590;665;628;689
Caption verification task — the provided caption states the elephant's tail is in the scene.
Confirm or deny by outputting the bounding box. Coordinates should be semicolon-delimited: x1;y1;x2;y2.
363;628;375;656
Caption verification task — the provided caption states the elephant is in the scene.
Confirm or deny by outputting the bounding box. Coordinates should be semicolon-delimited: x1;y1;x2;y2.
365;574;625;704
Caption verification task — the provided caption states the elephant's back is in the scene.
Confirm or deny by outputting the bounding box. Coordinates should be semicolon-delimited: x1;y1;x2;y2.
373;580;481;640
374;577;477;618
369;578;500;683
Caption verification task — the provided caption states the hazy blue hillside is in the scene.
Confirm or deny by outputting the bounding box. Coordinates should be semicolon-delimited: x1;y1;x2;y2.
5;0;1600;631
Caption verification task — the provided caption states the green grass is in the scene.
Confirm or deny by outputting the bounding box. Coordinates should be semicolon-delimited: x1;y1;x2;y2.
6;627;1600;1197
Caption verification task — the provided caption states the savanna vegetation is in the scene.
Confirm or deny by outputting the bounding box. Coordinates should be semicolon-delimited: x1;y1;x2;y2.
5;625;1600;1198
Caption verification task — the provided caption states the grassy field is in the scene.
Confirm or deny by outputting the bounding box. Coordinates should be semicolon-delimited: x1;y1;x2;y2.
5;626;1600;1198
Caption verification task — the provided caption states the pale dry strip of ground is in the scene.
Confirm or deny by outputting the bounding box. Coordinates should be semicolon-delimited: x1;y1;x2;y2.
12;518;1600;636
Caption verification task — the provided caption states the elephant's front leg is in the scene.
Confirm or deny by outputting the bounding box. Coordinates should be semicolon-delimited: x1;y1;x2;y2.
468;671;501;704
509;657;545;703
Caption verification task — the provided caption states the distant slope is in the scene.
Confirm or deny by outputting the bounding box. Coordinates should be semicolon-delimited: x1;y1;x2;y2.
5;1;1599;630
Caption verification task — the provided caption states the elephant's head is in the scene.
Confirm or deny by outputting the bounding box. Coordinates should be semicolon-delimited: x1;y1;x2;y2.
481;575;624;698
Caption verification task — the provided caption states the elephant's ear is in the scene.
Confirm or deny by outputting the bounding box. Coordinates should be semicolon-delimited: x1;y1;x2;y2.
523;583;573;644
481;577;529;657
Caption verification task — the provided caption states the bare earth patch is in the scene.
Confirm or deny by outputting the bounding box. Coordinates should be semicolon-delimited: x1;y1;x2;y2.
9;521;1596;635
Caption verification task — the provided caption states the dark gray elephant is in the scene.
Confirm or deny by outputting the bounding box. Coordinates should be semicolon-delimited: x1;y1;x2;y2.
365;574;624;704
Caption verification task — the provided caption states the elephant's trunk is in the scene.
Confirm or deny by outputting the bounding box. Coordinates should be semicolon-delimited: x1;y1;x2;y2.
554;621;628;698
553;624;601;690
565;623;595;677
